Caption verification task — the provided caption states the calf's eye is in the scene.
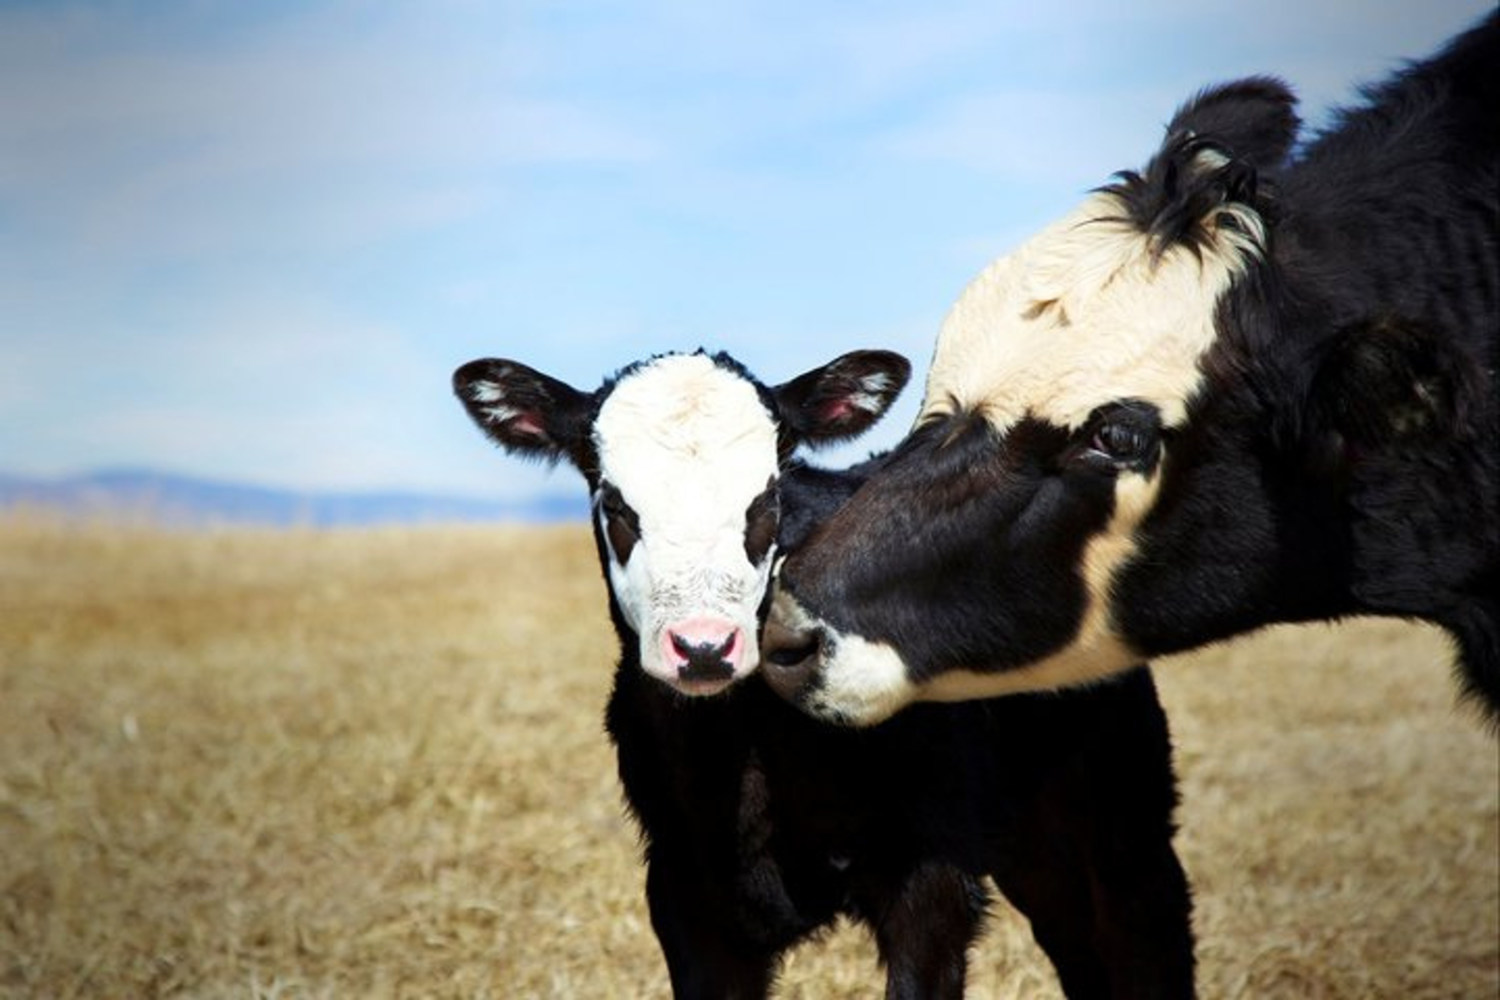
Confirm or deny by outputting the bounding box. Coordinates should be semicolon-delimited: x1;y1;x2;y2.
743;482;780;565
598;483;640;563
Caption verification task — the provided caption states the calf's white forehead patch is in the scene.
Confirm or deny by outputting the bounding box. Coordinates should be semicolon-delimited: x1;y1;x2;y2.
924;189;1257;432
594;354;779;525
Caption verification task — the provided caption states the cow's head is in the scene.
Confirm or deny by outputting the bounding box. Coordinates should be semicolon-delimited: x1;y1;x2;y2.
454;349;909;697
763;80;1318;724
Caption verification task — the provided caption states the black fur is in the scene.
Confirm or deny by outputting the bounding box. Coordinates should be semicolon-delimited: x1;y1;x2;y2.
1118;11;1500;709
605;463;1196;999
787;415;1114;684
454;351;1197;996
1104;77;1298;259
778;12;1499;715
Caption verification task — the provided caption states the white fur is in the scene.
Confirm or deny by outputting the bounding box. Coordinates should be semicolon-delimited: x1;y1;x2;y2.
468;379;505;404
780;188;1259;722
480;402;523;426
848;371;896;414
805;634;918;725
771;583;1142;725
912;187;1254;693
922;189;1256;433
766;588;916;724
593;354;780;689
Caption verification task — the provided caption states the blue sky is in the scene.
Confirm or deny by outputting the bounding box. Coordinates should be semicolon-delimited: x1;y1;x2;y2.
1;0;1491;503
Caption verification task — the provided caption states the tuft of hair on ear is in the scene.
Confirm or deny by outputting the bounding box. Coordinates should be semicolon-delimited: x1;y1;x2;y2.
1103;76;1299;261
775;350;912;449
1301;315;1486;472
451;358;592;466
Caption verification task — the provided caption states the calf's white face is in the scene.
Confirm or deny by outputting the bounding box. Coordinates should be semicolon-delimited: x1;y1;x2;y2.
592;356;781;691
453;349;910;698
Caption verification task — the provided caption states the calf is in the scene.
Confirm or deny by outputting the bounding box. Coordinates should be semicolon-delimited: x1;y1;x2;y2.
765;12;1499;725
454;349;1195;998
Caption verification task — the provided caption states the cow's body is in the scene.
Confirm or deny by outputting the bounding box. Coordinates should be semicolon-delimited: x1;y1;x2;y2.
453;351;1196;997
766;12;1499;726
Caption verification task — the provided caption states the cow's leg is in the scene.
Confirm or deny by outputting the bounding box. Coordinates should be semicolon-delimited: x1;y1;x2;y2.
1073;669;1196;1000
1078;825;1196;1000
990;843;1113;999
994;830;1195;1000
857;862;987;1000
990;667;1195;999
645;856;778;1000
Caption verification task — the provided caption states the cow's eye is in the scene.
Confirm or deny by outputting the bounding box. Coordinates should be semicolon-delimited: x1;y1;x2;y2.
1083;401;1162;471
1092;422;1152;460
598;483;640;563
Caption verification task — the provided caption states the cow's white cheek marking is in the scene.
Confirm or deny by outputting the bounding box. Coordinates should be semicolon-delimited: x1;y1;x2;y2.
807;635;918;725
796;470;1160;721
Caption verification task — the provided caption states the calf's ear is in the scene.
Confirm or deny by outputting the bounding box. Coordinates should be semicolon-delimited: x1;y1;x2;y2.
773;350;911;447
452;358;592;465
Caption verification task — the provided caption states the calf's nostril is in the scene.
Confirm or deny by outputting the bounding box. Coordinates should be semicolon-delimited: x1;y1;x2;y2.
671;630;736;661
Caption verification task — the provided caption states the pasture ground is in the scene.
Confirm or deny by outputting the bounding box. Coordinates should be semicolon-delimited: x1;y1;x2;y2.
0;515;1495;998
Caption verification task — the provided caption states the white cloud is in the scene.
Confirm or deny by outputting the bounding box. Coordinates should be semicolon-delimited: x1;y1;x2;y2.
878;86;1171;186
0;4;656;268
1;0;1493;504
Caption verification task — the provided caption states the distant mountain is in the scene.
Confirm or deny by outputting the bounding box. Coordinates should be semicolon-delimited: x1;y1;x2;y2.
0;468;588;527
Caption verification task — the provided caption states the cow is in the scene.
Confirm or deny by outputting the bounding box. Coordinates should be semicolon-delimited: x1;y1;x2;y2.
453;349;1196;998
762;12;1499;727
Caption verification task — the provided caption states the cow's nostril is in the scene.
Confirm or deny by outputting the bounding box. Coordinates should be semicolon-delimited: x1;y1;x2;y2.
761;625;821;703
766;634;820;668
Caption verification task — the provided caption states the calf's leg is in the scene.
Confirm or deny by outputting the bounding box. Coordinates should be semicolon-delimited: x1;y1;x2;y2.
645;857;780;1000
858;862;988;1000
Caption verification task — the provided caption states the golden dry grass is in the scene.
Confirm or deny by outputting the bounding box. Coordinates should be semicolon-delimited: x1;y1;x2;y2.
0;513;1495;999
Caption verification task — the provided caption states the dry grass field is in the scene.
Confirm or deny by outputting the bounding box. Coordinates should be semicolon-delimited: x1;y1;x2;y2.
1;513;1495;999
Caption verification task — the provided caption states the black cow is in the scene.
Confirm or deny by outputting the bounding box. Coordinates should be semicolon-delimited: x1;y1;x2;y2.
454;350;1195;998
764;12;1499;726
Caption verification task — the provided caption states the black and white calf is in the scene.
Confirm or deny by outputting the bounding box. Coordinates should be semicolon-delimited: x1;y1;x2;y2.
454;350;1196;998
766;12;1499;725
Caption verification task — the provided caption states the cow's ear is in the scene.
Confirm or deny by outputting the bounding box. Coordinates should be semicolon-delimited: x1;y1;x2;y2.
773;350;911;448
1115;78;1298;256
1163;77;1300;171
1301;316;1484;469
453;358;592;465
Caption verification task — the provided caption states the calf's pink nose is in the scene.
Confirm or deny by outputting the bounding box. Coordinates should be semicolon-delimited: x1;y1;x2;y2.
662;617;745;678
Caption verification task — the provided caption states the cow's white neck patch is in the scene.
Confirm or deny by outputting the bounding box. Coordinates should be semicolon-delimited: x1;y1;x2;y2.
770;576;1145;725
922;189;1257;433
592;354;780;685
